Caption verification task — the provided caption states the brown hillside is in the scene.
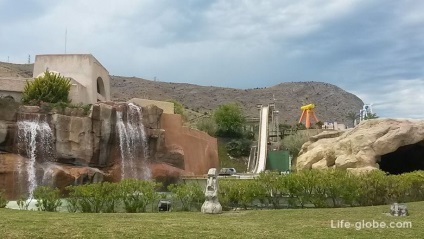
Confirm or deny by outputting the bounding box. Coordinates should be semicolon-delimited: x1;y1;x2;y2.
0;62;33;78
111;76;363;126
0;61;363;126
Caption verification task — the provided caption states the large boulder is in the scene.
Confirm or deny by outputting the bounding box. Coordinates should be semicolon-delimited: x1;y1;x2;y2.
0;153;24;199
0;121;16;152
52;114;94;166
91;103;115;166
0;97;20;121
297;119;424;173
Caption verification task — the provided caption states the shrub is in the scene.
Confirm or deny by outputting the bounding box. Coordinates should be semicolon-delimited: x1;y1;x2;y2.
257;172;285;209
0;190;8;208
17;195;32;210
66;182;118;213
22;70;72;105
226;139;252;157
402;171;424;201
33;186;62;212
356;170;389;206
281;131;316;157
168;183;203;211
219;179;266;210
167;99;187;121
329;170;359;207
196;117;217;136
119;179;160;213
101;182;120;213
219;180;239;210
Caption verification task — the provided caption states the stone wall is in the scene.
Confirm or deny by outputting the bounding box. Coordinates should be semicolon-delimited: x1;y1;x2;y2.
128;98;174;114
160;113;219;175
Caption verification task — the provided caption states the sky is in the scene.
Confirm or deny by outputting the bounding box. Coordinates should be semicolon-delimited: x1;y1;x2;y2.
1;0;423;119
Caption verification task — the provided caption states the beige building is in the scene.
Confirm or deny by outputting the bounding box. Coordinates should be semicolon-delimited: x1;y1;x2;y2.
0;54;111;104
33;54;111;104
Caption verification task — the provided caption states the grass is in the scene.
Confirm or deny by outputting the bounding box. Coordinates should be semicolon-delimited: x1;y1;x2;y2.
1;201;423;238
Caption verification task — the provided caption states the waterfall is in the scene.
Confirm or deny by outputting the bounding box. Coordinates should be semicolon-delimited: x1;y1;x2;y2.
116;103;150;180
17;114;54;198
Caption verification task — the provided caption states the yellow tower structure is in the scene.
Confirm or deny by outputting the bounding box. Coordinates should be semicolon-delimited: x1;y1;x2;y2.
298;104;319;129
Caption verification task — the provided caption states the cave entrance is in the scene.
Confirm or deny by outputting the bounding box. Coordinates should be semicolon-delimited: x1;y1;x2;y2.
379;140;424;174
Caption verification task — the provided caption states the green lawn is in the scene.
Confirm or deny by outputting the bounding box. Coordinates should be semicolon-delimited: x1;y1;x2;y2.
1;202;422;238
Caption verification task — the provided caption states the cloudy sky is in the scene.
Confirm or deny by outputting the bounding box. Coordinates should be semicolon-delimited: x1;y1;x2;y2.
1;0;423;119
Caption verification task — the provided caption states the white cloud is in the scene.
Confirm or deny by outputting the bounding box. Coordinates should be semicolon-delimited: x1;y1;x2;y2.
353;79;424;119
1;0;423;119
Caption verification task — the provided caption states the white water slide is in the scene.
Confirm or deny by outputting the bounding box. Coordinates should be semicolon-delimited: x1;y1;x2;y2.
251;105;269;174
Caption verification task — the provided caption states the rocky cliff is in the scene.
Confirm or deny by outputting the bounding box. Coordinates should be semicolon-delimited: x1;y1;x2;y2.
0;98;218;199
296;119;424;174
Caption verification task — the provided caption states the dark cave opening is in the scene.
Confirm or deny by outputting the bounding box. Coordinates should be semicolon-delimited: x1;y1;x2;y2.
379;140;424;174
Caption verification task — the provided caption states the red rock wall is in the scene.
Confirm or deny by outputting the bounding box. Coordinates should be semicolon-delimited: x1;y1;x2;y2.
160;114;218;176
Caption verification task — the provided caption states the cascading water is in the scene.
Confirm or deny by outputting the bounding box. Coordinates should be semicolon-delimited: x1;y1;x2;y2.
116;103;150;180
17;114;54;198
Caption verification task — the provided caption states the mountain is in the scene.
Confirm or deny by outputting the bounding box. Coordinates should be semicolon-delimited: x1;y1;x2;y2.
0;61;363;126
111;76;363;126
0;62;33;78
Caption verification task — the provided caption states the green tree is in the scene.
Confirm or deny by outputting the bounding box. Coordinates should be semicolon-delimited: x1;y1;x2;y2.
22;70;71;105
364;112;379;120
213;103;246;138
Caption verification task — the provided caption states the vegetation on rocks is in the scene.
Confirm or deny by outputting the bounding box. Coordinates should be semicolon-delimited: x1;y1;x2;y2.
22;70;71;105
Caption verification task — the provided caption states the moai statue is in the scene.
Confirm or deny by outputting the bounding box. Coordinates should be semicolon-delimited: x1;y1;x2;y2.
390;203;409;216
201;168;222;214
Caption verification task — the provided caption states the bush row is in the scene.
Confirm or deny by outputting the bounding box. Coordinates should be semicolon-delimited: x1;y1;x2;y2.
29;179;204;213
219;170;424;209
14;170;424;212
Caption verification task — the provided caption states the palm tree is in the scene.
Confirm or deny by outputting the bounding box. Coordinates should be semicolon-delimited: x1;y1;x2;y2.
346;111;359;127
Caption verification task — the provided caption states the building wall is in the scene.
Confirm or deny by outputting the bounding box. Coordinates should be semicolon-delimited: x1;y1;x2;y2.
160;113;219;175
33;54;110;104
0;77;87;104
0;78;27;101
129;98;174;114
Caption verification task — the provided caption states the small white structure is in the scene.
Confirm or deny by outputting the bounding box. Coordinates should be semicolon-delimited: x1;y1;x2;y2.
359;104;373;122
322;121;346;130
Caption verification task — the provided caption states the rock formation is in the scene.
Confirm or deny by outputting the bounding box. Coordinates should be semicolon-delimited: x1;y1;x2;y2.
201;168;222;214
0;98;218;199
296;119;424;173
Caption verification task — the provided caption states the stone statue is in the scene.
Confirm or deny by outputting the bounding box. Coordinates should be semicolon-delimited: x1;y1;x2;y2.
390;203;409;216
201;168;222;214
